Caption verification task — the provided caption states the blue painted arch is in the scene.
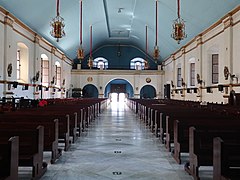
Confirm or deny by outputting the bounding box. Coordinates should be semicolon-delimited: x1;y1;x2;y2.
82;84;99;98
140;85;156;99
104;79;134;98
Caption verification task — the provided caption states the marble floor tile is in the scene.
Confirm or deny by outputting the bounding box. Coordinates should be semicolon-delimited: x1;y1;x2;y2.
37;102;195;180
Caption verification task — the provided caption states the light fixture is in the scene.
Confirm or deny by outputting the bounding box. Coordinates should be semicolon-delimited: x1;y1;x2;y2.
50;0;65;42
153;0;160;61
144;25;149;69
77;0;84;62
88;25;93;69
171;0;187;44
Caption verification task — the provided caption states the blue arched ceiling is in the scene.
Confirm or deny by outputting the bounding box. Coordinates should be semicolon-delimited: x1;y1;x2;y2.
0;0;239;61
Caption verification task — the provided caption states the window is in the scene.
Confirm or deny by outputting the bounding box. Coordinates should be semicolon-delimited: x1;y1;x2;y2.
177;68;182;87
56;66;61;87
17;50;20;80
17;43;29;82
212;54;219;84
93;57;108;69
190;63;195;86
41;59;49;86
130;58;145;70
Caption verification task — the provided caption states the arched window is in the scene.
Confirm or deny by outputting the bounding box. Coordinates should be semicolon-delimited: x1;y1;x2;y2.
17;43;29;82
93;57;108;69
130;57;145;70
41;54;49;86
55;61;61;87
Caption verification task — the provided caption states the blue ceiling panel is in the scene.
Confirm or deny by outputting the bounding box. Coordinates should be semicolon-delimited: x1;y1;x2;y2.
0;0;239;61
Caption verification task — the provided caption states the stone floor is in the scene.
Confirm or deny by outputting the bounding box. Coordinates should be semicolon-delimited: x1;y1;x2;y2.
20;101;201;179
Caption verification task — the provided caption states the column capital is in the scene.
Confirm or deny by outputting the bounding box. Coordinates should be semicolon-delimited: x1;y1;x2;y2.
4;15;14;27
34;34;41;44
196;35;203;46
51;47;57;54
223;14;233;29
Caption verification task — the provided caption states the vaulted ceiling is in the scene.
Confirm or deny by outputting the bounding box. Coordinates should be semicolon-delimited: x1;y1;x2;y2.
0;0;239;61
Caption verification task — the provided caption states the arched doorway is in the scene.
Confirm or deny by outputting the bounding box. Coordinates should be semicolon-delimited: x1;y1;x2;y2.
104;79;134;101
140;85;156;99
82;84;99;98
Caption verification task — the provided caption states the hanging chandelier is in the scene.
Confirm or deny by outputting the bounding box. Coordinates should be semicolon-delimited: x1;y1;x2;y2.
88;25;93;69
153;0;160;61
144;25;149;70
50;0;65;42
77;0;84;62
171;0;187;44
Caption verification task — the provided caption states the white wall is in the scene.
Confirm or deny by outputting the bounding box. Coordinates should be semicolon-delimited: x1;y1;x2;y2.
71;70;164;99
0;9;72;99
163;6;240;104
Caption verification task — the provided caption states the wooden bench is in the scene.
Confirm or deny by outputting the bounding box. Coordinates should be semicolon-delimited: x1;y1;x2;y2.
213;137;240;180
172;116;239;164
186;126;240;180
0;136;19;180
0;115;61;164
0;126;47;180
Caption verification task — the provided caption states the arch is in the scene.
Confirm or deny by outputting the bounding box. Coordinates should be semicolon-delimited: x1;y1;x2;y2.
104;78;134;98
17;42;29;82
82;84;99;98
130;57;146;70
41;54;48;60
55;61;61;67
140;85;156;99
93;57;108;69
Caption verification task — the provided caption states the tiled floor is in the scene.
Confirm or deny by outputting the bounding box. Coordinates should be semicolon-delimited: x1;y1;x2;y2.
37;102;194;180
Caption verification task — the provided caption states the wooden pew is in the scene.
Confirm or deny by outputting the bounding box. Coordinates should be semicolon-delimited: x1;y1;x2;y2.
3;110;70;151
0;136;19;180
186;126;240;180
0;115;61;164
172;117;239;164
213;137;240;180
0;126;47;180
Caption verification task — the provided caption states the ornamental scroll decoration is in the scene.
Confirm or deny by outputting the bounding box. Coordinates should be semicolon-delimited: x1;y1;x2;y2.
196;74;203;84
224;66;230;80
7;63;13;77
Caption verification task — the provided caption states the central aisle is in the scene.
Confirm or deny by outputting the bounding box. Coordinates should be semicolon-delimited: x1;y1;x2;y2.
41;101;192;180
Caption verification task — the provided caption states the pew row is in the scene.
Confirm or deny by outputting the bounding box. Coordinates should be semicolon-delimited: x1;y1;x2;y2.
0;126;47;180
213;137;240;180
0;136;19;180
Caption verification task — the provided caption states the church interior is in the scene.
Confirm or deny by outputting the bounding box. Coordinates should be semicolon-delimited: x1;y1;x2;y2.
0;0;240;179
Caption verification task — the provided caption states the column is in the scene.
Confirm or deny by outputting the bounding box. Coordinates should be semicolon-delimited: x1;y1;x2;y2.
3;15;14;97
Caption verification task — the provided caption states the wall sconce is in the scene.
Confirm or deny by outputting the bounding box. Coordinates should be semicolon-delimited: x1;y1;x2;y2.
196;73;203;85
32;71;40;82
224;66;238;83
7;63;13;77
181;78;186;87
62;79;65;86
51;76;55;85
171;80;175;88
